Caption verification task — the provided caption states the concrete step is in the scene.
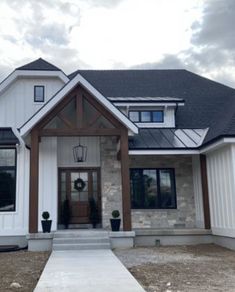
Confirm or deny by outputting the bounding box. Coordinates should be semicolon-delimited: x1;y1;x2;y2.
54;230;109;239
53;237;110;244
53;242;111;251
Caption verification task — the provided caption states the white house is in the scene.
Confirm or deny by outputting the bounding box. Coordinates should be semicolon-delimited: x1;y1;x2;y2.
0;58;235;250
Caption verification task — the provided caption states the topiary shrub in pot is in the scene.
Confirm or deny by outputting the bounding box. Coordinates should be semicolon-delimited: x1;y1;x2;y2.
41;211;52;233
110;210;121;231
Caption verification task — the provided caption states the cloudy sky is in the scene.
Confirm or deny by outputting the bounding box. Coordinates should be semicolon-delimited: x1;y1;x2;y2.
0;0;234;87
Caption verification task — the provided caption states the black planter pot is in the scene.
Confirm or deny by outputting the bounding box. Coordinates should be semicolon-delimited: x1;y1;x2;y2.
41;220;52;233
110;218;121;231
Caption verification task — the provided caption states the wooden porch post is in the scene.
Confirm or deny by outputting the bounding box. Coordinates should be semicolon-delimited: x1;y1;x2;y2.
29;129;39;233
200;154;211;229
120;129;132;231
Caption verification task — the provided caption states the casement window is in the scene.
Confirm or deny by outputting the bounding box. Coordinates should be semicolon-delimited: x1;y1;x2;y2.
129;110;164;123
34;85;45;102
0;149;16;212
130;168;177;209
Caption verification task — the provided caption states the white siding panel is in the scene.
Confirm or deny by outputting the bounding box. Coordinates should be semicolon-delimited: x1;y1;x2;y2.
0;146;29;236
192;155;205;228
57;137;100;167
0;77;64;128
207;145;235;237
38;137;58;232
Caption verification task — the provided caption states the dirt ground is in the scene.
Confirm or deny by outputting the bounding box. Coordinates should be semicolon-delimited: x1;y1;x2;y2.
0;250;50;292
115;244;235;292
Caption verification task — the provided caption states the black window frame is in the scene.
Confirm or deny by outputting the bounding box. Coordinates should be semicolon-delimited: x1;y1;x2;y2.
0;148;17;212
130;168;177;210
34;85;45;103
129;110;164;123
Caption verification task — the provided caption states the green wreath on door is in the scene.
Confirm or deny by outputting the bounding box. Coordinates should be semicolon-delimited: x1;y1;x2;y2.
74;178;86;191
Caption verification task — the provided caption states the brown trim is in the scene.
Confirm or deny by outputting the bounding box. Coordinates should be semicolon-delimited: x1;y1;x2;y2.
80;87;125;129
39;128;122;137
57;112;74;128
200;154;211;229
120;129;132;231
36;91;76;130
87;112;101;127
29;129;39;233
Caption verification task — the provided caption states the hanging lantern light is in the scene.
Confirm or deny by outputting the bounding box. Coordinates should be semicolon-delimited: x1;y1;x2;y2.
73;138;87;162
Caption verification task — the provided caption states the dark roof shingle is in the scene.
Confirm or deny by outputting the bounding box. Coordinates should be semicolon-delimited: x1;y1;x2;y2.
69;69;235;146
16;58;61;71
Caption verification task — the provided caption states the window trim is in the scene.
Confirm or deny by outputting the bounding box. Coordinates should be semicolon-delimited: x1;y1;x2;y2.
0;148;17;213
34;85;45;103
129;110;164;123
130;167;177;210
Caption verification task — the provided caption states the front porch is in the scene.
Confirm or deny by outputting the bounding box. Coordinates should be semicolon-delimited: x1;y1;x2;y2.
27;84;132;233
21;78;211;251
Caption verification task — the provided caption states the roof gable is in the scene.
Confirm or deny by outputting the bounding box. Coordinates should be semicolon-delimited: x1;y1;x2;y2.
19;73;138;136
16;58;61;71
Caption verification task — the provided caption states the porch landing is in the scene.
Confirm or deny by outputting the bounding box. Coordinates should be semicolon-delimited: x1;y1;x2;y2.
34;250;145;292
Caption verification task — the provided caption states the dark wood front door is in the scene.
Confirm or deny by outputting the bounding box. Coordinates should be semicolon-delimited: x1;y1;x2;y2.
58;168;101;225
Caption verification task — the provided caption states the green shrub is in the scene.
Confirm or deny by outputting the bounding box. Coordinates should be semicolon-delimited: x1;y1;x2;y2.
112;210;120;218
42;211;50;220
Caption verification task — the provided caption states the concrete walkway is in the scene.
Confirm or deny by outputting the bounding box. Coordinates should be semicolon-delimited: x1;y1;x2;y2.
34;250;146;292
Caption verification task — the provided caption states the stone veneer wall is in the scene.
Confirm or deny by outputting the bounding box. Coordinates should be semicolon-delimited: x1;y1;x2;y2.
100;137;123;229
130;155;196;229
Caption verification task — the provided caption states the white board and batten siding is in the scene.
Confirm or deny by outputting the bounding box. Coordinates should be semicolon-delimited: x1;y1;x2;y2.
0;146;29;235
192;155;205;228
57;137;100;167
206;144;235;238
38;137;101;231
0;76;65;236
0;77;65;128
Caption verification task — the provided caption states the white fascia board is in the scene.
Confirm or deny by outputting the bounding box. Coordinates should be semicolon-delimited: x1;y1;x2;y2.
200;138;235;154
0;70;69;96
114;102;185;107
16;70;69;83
20;73;138;136
0;70;17;94
129;149;199;155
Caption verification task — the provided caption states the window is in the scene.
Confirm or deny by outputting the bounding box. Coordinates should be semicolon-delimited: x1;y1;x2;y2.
129;111;139;122
129;110;164;123
130;168;176;209
0;149;16;212
34;86;45;102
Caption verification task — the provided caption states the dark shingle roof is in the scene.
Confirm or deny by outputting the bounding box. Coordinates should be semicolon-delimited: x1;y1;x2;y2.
16;58;61;71
69;69;235;146
0;128;19;145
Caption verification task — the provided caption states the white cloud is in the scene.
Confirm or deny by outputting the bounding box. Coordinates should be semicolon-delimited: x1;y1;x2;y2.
0;0;235;88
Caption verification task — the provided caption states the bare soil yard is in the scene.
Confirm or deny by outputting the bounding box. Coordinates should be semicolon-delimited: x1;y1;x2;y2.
0;250;50;292
115;244;235;292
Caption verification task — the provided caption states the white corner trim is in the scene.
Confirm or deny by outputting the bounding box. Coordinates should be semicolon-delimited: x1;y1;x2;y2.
11;127;25;146
20;73;138;136
129;149;199;155
0;70;69;96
